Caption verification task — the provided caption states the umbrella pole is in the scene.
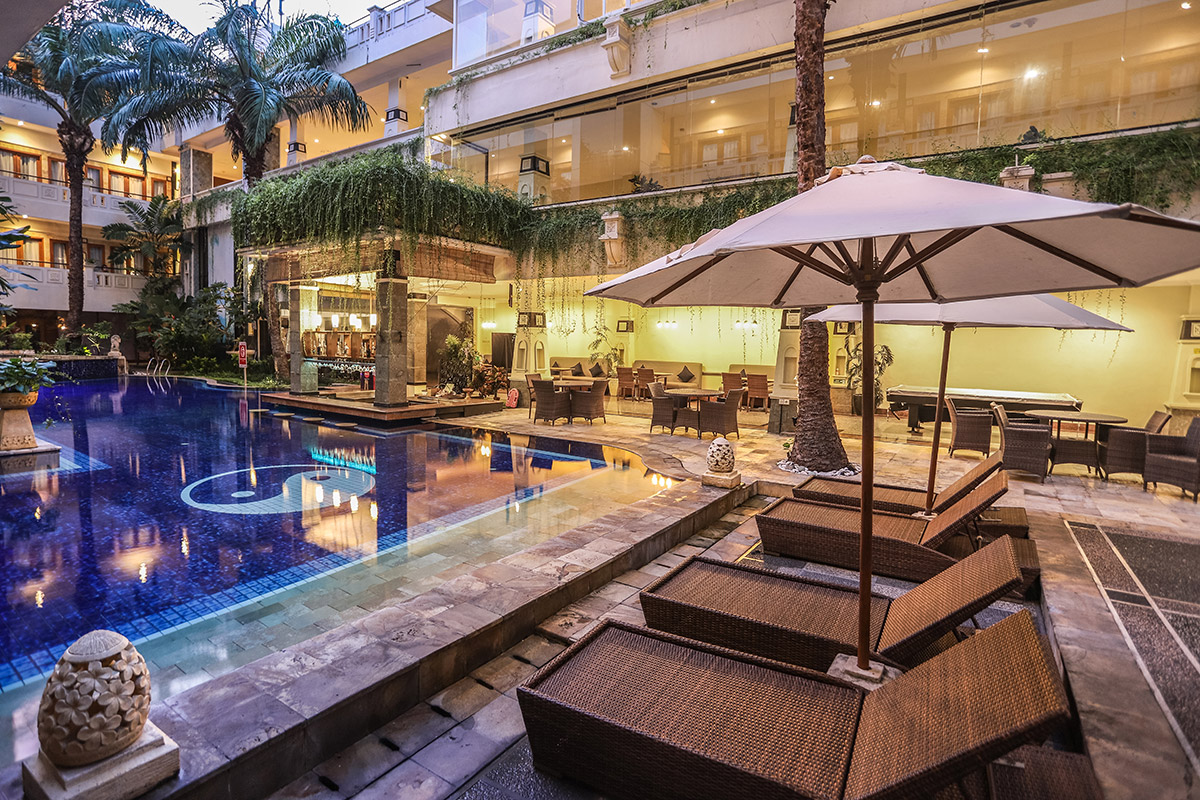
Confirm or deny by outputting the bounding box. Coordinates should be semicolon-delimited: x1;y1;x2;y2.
857;291;877;671
923;323;955;514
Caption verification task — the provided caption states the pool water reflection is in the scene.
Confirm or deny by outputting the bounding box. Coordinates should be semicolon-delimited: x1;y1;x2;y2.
0;377;660;694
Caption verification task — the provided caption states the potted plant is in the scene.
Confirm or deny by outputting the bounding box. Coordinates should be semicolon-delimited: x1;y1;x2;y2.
0;358;55;451
843;337;894;417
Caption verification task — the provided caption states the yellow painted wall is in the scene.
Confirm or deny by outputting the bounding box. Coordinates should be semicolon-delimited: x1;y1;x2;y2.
868;285;1190;424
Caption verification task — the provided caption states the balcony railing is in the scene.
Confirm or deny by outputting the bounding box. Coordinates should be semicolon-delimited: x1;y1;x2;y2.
0;167;173;200
342;0;432;49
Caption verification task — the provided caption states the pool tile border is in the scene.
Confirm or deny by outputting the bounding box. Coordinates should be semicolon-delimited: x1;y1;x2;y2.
115;479;751;800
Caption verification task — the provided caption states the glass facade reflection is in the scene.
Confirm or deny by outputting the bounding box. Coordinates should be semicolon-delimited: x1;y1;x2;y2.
441;0;1200;203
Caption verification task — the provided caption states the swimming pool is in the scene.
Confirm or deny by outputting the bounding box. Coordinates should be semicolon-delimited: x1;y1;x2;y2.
0;377;660;695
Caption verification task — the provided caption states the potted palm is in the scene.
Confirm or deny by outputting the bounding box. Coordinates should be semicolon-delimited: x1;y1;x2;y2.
843;337;894;417
0;359;55;451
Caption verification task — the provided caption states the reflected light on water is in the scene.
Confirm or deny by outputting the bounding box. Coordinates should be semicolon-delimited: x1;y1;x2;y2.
349;495;359;512
35;590;44;608
370;501;378;520
332;490;341;507
181;531;190;557
315;485;324;503
138;563;148;583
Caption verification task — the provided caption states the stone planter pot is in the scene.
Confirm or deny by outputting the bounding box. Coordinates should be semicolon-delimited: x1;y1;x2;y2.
0;390;38;451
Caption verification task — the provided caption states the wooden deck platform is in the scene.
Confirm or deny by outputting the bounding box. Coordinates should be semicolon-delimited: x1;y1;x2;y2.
260;392;505;425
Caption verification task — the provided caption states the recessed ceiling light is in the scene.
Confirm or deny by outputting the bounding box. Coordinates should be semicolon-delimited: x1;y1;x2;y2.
717;129;724;134
869;100;881;107
709;99;715;104
21;214;27;218
1024;68;1040;79
313;138;320;143
380;117;385;122
977;47;989;53
561;138;566;143
16;120;23;126
420;105;426;110
622;146;629;151
1183;2;1192;9
827;75;834;80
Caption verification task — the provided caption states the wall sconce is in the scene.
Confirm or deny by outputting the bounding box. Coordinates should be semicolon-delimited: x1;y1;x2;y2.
287;141;307;153
519;154;550;176
385;107;408;123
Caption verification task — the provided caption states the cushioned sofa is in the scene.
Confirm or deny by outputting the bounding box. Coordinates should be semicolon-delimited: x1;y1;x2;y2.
629;360;704;391
547;356;611;380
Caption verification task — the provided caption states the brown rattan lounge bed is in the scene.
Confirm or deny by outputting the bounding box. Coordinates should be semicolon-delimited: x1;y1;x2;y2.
641;536;1022;671
759;473;1041;593
519;610;1072;800
792;451;1003;516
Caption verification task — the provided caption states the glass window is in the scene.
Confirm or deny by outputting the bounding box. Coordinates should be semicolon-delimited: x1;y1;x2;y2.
15;154;38;180
21;239;41;265
86;167;101;190
49;160;65;184
455;0;578;67
128;176;144;198
109;173;125;194
52;241;68;267
447;0;1200;204
87;244;105;268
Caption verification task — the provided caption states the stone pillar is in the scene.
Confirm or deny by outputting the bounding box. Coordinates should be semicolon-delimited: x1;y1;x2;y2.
178;146;213;198
407;292;428;389
375;277;409;407
264;127;282;172
384;78;409;137
999;164;1035;191
289;285;319;395
287;116;306;167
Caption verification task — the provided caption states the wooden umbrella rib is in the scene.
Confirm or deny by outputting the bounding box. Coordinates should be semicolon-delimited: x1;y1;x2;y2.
772;246;854;285
1126;212;1200;232
649;253;731;304
995;225;1130;286
769;244;818;307
882;228;977;282
915;264;940;300
833;240;860;276
879;233;912;271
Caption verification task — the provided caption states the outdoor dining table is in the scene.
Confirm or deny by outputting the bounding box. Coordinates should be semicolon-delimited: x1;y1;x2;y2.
665;388;724;407
1025;409;1128;474
553;378;595;389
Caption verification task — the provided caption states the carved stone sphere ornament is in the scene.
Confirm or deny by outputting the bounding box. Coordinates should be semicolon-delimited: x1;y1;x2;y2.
37;630;151;767
707;437;735;473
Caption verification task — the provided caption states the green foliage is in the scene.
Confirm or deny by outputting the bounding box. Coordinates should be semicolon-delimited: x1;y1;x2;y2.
103;195;191;274
438;333;479;392
232;143;531;254
0;193;31;318
188;187;244;226
909;126;1200;211
628;0;711;28
0;358;56;394
542;19;606;52
113;276;241;362
98;1;370;181
587;324;623;367
843;337;894;412
3;332;34;351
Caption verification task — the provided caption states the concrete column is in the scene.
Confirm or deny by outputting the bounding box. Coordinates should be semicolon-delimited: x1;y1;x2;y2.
375;277;409;407
287;116;307;167
178;146;213;198
384;78;408;137
407;292;428;389
264;127;282;172
289;285;319;394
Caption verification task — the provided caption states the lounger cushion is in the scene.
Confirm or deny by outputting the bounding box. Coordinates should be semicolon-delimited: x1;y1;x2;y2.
528;623;861;800
845;610;1069;800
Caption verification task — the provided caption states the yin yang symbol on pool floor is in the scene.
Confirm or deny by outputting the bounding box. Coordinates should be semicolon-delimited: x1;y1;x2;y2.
180;465;376;514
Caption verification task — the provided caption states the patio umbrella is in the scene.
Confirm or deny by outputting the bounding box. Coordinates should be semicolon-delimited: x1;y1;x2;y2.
586;159;1200;672
808;295;1132;514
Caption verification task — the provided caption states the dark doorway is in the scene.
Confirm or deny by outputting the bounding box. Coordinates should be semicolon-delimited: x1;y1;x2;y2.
490;332;515;370
426;304;470;387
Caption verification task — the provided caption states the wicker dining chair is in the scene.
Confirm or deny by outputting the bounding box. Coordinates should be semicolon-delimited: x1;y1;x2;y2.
1145;417;1200;501
745;373;770;410
946;398;993;457
570;378;608;424
524;373;543;419
649;382;679;433
615;366;637;399
698;389;742;439
531;379;570;425
636;367;656;400
1099;410;1171;480
721;372;742;398
992;403;1054;482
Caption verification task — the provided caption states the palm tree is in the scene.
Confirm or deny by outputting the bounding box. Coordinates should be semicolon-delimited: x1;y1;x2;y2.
102;194;191;275
0;0;165;334
100;0;371;185
785;0;852;472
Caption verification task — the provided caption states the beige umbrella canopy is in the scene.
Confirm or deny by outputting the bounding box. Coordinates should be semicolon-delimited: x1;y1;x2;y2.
809;295;1132;514
587;159;1200;671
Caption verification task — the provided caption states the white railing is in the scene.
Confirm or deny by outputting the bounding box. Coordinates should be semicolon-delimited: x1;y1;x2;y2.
343;0;430;49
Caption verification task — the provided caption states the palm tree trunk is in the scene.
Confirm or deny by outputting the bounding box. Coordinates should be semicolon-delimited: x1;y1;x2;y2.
58;120;95;335
785;0;851;472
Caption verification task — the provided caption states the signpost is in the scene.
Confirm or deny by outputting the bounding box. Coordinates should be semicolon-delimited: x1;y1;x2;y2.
238;341;248;390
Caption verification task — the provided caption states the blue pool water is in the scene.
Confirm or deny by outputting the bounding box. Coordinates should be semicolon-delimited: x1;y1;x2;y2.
0;377;647;691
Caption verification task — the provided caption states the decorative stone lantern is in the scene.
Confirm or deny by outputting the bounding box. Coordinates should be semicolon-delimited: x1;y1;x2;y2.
37;630;151;767
24;630;179;800
701;436;742;488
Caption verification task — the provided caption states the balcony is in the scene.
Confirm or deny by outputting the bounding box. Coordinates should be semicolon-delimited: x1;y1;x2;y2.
0;171;150;228
3;261;152;313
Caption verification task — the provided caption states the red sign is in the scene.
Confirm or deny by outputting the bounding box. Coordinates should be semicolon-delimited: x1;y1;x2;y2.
237;341;248;369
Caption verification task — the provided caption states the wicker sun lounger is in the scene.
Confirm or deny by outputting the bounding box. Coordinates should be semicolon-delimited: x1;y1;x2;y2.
641;536;1022;670
759;473;1041;592
519;610;1069;800
793;451;1003;515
